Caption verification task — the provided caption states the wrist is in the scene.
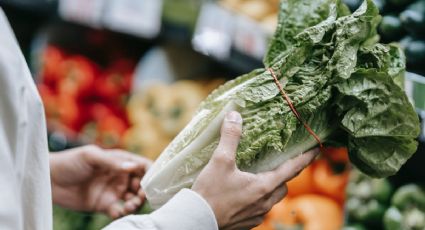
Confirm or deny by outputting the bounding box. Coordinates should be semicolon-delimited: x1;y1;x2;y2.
49;153;65;205
49;153;60;187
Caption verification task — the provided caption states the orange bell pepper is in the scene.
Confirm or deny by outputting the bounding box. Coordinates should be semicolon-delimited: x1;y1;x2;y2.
267;197;293;226
277;194;343;230
315;147;350;201
287;165;315;197
312;158;349;204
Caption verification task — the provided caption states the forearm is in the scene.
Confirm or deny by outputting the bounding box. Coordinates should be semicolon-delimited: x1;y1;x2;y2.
104;189;218;230
49;152;72;207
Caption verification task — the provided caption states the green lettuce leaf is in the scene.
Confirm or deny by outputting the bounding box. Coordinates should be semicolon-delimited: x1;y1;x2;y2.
141;0;420;208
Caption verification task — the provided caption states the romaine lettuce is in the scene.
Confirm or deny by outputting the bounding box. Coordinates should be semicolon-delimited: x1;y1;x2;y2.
142;0;420;208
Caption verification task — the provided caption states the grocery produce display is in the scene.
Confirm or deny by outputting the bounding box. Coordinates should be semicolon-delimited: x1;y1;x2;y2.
37;45;134;148
142;0;420;208
383;184;425;230
345;170;425;230
124;79;224;160
219;0;279;32
2;0;424;229
253;147;350;230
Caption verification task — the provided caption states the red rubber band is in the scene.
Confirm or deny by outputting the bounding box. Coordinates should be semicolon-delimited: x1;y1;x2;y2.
268;68;324;151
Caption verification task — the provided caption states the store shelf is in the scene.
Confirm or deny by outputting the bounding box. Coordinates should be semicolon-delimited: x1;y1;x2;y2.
192;2;269;68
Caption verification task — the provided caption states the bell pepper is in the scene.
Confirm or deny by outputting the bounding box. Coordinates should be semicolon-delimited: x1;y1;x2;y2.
270;195;343;230
287;165;315;197
313;159;349;203
383;184;425;230
312;146;350;203
345;169;392;225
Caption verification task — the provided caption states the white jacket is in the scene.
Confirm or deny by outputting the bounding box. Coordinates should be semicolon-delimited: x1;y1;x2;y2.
0;8;217;230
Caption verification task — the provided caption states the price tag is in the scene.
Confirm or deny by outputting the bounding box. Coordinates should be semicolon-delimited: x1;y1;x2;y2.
102;0;163;39
58;0;104;28
233;15;268;60
192;3;234;60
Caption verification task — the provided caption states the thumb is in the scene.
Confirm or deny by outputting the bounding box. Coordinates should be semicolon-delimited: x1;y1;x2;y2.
211;111;243;168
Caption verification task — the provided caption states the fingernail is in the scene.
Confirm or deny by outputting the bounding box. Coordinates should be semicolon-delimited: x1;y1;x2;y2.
225;111;242;124
121;161;137;170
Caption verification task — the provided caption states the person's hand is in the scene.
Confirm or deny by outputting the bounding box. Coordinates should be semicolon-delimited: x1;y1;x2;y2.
50;145;152;219
192;111;319;230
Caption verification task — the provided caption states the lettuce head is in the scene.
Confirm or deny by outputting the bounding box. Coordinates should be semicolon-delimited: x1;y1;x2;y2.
142;0;420;208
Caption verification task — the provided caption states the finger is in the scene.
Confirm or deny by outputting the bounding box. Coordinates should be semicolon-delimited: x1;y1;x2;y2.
107;150;153;174
211;111;243;168
108;149;153;169
130;177;141;193
124;196;142;213
124;192;135;201
85;146;151;174
106;202;125;219
138;189;146;202
259;148;319;189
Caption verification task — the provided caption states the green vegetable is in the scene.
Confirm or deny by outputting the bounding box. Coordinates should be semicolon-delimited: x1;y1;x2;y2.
404;39;425;65
399;1;425;37
384;184;425;230
86;214;111;230
379;15;405;40
346;198;387;223
384;207;404;230
388;0;413;7
53;206;90;230
142;0;420;208
342;224;367;230
346;170;392;224
392;184;425;210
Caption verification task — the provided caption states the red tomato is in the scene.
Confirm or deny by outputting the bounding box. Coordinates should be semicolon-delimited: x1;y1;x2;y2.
88;103;114;121
94;72;132;99
38;83;57;119
57;96;80;131
57;56;97;97
40;46;64;86
96;115;128;148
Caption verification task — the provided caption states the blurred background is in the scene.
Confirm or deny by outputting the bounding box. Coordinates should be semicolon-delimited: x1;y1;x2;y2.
0;0;424;229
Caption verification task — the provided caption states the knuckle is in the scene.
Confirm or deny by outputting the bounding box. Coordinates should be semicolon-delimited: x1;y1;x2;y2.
85;144;101;153
213;154;234;166
222;124;242;137
257;183;271;195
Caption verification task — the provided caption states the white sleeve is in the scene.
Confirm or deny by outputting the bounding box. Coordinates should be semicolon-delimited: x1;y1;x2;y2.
103;189;218;230
0;7;28;230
